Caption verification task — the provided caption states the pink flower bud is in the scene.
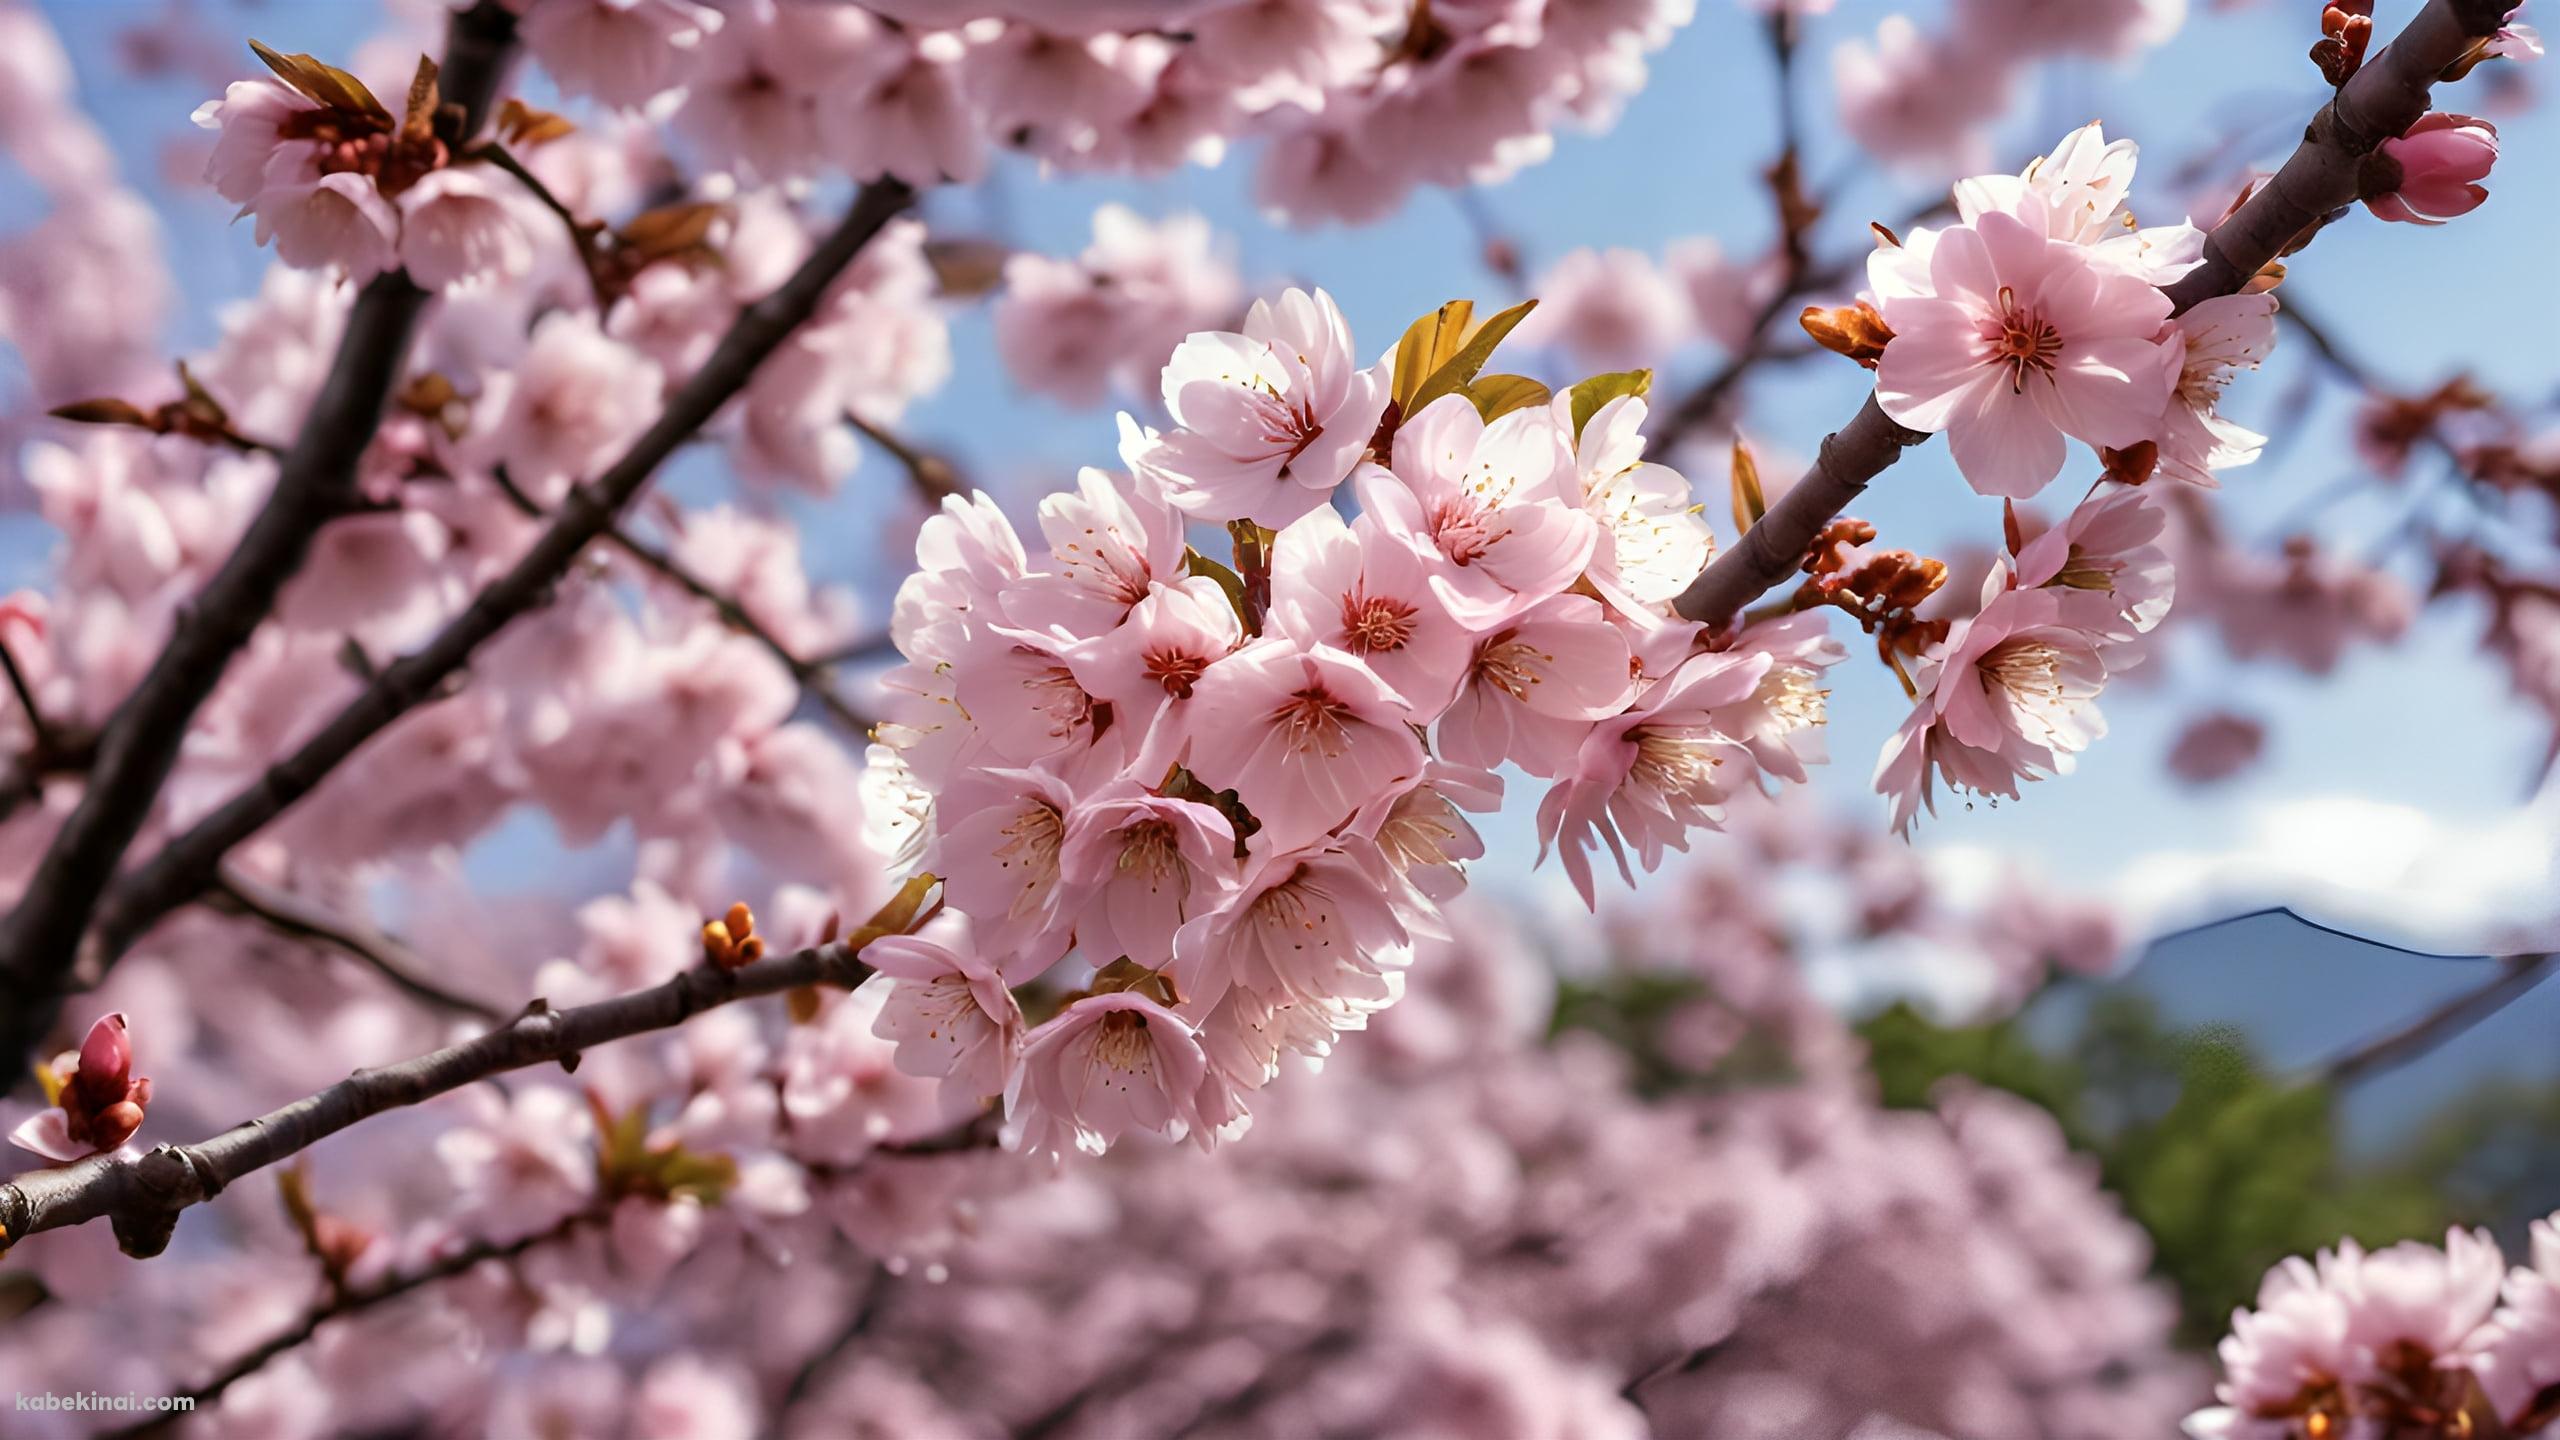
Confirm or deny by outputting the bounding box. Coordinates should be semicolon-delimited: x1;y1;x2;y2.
9;1012;153;1163
69;1011;133;1104
2363;112;2499;225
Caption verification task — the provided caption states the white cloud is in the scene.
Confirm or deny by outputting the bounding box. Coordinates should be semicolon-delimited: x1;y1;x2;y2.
2113;785;2560;957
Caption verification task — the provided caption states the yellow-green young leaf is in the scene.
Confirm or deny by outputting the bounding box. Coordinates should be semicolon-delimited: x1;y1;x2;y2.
1391;300;1475;412
1466;374;1551;422
1567;369;1654;444
1730;436;1766;535
1407;299;1538;418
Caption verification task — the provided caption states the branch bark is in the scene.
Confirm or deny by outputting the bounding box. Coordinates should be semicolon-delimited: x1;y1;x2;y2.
485;467;874;735
0;1;525;1069
2319;952;2558;1087
206;864;506;1025
1668;0;2514;626
0;934;882;1259
72;180;917;989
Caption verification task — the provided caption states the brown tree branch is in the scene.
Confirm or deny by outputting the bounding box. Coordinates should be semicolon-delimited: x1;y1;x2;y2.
485;468;874;735
1668;0;2513;626
0;2;525;1070
847;410;965;506
72;179;917;987
2319;952;2558;1087
205;864;507;1025
0;921;906;1259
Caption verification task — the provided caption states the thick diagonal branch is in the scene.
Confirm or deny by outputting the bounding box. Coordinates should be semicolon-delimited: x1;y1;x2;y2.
77;180;917;982
0;936;880;1260
1670;0;2513;626
0;2;523;1068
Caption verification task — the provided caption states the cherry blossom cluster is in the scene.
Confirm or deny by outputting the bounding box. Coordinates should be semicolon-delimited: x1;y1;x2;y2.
511;0;1696;225
1834;0;2185;176
869;284;1846;1158
2189;1220;2560;1439
992;203;1241;407
193;43;535;289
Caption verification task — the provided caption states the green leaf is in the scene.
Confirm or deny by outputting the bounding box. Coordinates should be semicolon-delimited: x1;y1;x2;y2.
1466;374;1551;422
1566;369;1654;444
1407;299;1538;419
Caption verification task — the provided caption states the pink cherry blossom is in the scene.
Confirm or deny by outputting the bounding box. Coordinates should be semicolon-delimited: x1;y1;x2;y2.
1171;839;1410;1011
2154;291;2277;487
1870;208;2177;498
1568;393;1716;611
1266;503;1478;719
394;167;534;291
1517;247;1692;371
1537;646;1777;907
860;929;1024;1102
1362;397;1599;627
933;766;1083;973
1436;594;1635;777
2011;483;2176;635
1060;576;1246;737
190;78;317;206
2166;710;2266;786
1001;464;1190;642
1176;637;1426;853
1137;285;1390;526
2365;112;2500;225
1057;782;1241;965
517;0;724;110
1008;990;1213;1159
1872;582;2129;834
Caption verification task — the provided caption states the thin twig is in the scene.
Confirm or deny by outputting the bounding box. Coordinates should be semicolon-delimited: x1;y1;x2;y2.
775;1263;892;1423
2317;954;2557;1087
485;468;873;735
101;1208;604;1439
467;138;609;307
77;180;918;984
846;411;964;505
2142;905;2559;1089
0;2;526;1072
0;636;52;756
1667;0;2513;625
206;864;507;1025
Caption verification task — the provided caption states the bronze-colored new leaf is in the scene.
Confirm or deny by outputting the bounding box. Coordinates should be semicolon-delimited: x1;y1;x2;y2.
1730;437;1767;535
247;38;388;120
1404;299;1537;418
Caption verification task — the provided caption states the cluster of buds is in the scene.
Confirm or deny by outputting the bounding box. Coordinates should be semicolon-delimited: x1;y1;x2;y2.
10;1014;152;1164
1792;518;1952;674
2313;0;2377;84
2356;375;2501;475
701;902;767;971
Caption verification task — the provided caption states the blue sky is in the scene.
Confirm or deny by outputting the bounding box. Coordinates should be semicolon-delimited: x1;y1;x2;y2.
7;0;2557;1147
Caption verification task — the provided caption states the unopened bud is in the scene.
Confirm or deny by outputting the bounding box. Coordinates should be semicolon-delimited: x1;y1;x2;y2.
1801;301;1894;369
